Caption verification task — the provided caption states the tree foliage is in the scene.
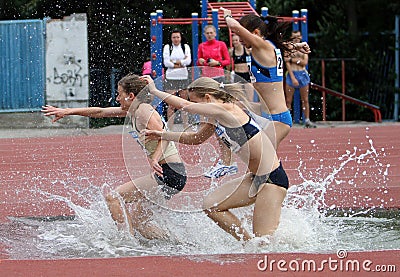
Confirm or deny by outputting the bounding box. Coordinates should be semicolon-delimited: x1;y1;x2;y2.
1;0;399;120
1;0;199;73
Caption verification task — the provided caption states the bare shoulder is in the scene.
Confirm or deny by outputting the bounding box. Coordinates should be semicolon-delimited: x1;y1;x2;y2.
134;103;161;128
134;103;157;122
136;103;155;114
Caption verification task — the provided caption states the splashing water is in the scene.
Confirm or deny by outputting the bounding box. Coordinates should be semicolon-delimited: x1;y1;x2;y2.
1;139;399;259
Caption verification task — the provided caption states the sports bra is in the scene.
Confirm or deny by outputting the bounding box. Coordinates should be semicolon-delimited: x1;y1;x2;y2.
215;115;261;153
129;105;178;159
250;40;283;83
233;48;249;64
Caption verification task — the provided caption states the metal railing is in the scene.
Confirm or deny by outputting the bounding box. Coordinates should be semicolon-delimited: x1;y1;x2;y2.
310;82;382;122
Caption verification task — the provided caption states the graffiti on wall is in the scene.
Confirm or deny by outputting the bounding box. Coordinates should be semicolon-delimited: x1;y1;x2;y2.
47;55;88;87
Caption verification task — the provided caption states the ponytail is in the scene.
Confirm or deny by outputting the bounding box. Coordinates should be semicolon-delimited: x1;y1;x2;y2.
239;14;292;54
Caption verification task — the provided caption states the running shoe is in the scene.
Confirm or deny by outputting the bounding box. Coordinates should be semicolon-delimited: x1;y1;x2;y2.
204;161;238;178
305;119;317;128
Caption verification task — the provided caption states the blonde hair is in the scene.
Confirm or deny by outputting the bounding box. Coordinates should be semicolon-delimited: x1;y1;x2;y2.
187;77;248;104
203;25;216;33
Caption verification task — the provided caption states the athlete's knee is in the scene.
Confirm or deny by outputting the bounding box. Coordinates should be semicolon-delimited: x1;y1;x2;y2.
105;193;125;223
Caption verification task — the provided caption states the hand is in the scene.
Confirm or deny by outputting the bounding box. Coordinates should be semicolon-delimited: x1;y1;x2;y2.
174;60;182;67
140;75;156;93
147;157;163;177
208;59;220;67
198;58;205;65
41;105;67;122
292;79;299;87
295;42;311;54
220;7;231;19
142;129;163;140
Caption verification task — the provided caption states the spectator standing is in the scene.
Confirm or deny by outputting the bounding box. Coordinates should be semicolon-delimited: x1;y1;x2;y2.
163;29;192;125
229;33;254;102
163;29;191;90
230;34;252;84
284;31;316;128
197;25;231;83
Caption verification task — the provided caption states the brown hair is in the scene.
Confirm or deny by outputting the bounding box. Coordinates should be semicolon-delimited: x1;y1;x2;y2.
118;73;151;103
238;14;291;54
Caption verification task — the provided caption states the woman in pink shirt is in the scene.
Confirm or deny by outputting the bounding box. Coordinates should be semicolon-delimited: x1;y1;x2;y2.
197;25;230;82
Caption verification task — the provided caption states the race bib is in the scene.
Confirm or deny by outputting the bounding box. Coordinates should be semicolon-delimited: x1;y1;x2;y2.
275;49;283;76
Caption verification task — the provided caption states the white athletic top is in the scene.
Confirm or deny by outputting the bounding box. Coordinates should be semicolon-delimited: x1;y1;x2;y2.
163;43;191;80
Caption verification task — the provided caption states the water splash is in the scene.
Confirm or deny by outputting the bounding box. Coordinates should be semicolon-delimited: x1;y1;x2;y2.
286;137;390;212
1;135;399;259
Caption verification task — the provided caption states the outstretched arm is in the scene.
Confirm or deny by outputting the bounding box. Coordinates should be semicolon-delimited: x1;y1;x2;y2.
41;105;127;122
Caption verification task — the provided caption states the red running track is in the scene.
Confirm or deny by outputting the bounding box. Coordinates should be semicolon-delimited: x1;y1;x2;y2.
0;123;399;276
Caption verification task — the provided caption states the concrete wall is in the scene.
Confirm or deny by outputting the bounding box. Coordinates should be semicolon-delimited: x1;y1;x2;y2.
45;13;89;128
